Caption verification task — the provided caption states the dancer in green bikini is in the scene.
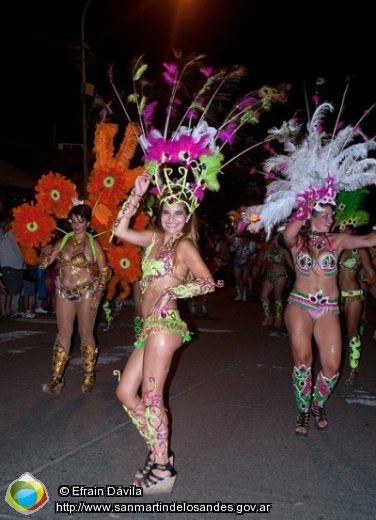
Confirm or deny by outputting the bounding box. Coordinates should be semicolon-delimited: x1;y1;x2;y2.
113;172;223;493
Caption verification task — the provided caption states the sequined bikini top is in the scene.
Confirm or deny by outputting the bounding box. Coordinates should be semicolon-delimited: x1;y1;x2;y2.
56;232;95;270
295;237;338;278
140;233;175;293
56;250;94;270
267;248;285;264
339;249;358;272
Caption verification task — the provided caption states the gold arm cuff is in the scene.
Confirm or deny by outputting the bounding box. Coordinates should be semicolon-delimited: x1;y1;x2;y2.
39;252;50;269
97;266;112;291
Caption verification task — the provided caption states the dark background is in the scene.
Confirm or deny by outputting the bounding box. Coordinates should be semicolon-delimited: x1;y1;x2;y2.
2;0;375;148
1;0;376;224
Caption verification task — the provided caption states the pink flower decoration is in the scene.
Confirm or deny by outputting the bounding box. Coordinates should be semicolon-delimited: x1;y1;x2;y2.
277;162;288;171
364;109;370;116
144;101;158;125
237;96;258;110
236;221;246;233
218;123;238;144
335;121;344;130
264;143;275;153
194;185;205;201
200;66;214;78
312;95;320;103
187;108;198;120
162;63;178;86
316;123;323;133
352;125;360;132
250;167;256;175
265;171;276;179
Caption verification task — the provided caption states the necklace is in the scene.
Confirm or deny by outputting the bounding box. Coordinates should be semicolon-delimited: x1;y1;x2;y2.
71;235;86;247
158;237;174;257
309;229;326;250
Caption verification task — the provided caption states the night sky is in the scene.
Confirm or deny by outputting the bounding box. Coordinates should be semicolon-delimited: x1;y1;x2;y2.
1;0;376;150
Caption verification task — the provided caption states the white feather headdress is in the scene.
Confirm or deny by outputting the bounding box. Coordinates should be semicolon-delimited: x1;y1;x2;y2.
244;97;376;238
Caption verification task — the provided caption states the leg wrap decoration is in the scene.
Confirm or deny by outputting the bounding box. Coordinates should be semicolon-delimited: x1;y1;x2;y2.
275;299;283;320
143;377;168;460
235;286;241;300
113;370;150;448
312;371;339;409
80;340;98;393
261;298;270;317
292;365;312;413
349;335;361;370
42;337;69;394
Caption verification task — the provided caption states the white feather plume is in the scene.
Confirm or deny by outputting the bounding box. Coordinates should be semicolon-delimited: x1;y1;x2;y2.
243;100;376;237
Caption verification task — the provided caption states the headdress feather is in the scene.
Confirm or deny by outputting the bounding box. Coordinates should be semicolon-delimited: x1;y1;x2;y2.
243;85;376;237
109;52;290;213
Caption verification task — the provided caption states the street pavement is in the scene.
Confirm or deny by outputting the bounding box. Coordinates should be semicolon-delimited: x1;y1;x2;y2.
0;286;375;520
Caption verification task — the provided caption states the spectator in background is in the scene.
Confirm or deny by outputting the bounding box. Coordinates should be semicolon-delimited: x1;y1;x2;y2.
32;268;48;313
231;233;257;301
22;267;36;318
45;265;59;313
0;219;24;317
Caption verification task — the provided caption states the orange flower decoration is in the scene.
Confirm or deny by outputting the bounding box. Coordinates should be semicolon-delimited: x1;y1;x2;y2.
106;275;131;301
12;202;56;247
91;223;112;249
106;243;142;282
87;122;143;209
87;166;128;208
35;172;77;219
20;244;40;266
134;211;150;231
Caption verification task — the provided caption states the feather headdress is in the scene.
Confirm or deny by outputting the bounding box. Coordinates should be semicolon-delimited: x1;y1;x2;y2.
109;52;290;212
243;91;376;237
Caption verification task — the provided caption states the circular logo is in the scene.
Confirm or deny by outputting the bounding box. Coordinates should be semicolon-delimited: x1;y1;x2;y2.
5;472;49;515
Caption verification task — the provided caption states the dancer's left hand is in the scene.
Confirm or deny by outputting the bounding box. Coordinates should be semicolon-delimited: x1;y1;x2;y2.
91;291;102;311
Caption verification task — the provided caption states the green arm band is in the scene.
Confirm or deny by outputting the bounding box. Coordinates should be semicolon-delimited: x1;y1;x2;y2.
161;277;223;300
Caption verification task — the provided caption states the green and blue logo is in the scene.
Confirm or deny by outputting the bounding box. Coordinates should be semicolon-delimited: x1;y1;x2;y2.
5;472;49;515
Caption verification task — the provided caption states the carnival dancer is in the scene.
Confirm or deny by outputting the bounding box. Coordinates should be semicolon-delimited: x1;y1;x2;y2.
114;170;222;493
242;84;376;436
40;204;111;394
283;202;376;436
336;190;376;385
259;231;294;327
108;52;289;491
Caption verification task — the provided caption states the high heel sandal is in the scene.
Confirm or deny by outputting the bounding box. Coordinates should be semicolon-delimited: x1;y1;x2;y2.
43;340;69;394
134;452;174;482
139;461;177;494
81;374;96;393
261;315;273;327
42;375;65;395
295;411;310;437
311;403;328;430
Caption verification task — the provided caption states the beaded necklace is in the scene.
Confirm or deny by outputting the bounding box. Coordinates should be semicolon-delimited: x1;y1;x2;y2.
308;229;326;250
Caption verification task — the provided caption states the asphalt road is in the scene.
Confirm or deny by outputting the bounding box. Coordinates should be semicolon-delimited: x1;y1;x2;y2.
0;285;375;519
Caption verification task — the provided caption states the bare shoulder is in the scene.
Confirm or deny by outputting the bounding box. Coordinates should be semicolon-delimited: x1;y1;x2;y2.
176;237;198;253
